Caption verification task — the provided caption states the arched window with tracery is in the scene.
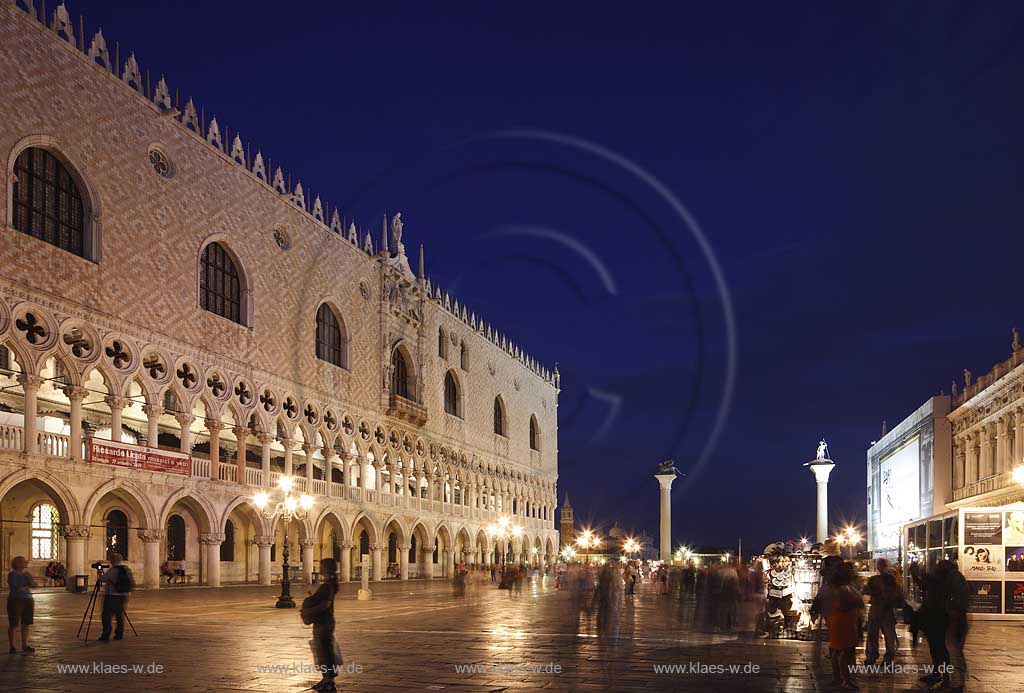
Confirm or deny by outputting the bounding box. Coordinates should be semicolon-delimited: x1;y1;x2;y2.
315;303;344;367
390;348;410;399
31;503;60;560
529;416;540;451
444;371;460;417
12;147;88;257
200;242;244;325
493;396;505;436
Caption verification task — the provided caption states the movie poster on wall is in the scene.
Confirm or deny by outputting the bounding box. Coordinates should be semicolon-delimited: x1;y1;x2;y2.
964;512;1003;544
962;545;1003;577
966;580;1002;614
1004;510;1024;545
1005;547;1024;576
1005;581;1024;615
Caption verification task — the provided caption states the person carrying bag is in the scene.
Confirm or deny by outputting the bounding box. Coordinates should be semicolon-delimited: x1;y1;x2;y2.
300;558;342;693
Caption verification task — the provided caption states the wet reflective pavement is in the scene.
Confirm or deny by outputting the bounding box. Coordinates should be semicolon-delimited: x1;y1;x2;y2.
1;575;1020;691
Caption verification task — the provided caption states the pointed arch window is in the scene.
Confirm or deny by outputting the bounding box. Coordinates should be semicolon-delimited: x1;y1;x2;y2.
12;147;88;257
460;341;469;371
390;348;410;399
438;327;447;359
529;416;540;451
444;371;460;417
220;519;235;562
166;514;186;561
493;396;506;436
200;242;244;325
105;509;129;560
31;503;60;560
315;303;345;367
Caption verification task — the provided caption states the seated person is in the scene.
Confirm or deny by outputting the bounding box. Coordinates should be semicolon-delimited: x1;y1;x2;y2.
161;561;176;583
51;562;66;586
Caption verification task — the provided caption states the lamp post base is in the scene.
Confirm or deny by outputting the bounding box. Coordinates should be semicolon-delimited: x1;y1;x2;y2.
275;593;295;608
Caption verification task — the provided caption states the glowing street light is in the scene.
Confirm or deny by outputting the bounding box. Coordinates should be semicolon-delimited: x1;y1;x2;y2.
835;526;862;560
253;476;314;608
575;530;601;563
559;545;577;562
1013;466;1024;486
486;516;523;566
623;537;640;557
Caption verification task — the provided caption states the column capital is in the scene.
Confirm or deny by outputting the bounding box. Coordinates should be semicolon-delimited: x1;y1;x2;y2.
206;419;225;433
254;535;275;548
302;443;316;455
61;524;92;539
422;544;436;553
370;543;382;552
137;528;165;543
256;432;275;445
142;403;164;418
340;541;355;550
62;385;89;400
174;412;196;427
299;538;316;548
199;532;226;545
105;395;132;410
17;373;44;391
232;426;248;438
399;544;410;552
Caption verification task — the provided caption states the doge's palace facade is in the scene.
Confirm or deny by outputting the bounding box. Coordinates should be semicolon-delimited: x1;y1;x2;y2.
0;2;559;589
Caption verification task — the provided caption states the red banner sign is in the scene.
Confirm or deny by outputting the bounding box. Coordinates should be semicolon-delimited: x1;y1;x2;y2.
87;438;191;476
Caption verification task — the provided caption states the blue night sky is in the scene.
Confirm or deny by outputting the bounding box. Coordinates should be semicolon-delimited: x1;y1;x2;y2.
74;1;1024;551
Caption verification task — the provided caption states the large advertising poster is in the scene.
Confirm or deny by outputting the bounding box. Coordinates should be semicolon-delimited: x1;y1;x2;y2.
962;545;1003;578
967;580;1002;613
88;438;191;476
1005;581;1024;615
878;438;920;549
1005;511;1024;544
964;512;1002;544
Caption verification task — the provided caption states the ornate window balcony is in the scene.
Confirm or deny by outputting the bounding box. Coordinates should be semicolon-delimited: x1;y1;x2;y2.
386;393;428;426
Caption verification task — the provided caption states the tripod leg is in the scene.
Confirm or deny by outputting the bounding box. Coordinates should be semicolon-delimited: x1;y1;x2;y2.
85;583;101;641
77;581;100;640
124;609;138;637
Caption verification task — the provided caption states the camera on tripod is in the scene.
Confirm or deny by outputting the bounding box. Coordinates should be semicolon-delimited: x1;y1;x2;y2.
91;561;109;572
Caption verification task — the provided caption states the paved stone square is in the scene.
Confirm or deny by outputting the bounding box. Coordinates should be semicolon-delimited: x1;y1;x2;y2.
1;576;1020;692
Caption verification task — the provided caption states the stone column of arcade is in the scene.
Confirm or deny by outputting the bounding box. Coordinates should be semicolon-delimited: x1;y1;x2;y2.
339;541;352;582
259;433;274;486
62;525;91;588
138;529;164;589
143;403;162;449
206;420;224;481
421;544;435;578
256;536;274;586
301;539;315;584
63;385;87;461
371;544;384;582
200;533;224;586
399;545;410;580
654;460;680;562
19;374;42;454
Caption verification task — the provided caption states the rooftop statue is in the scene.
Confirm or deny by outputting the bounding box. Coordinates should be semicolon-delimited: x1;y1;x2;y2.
391;212;403;250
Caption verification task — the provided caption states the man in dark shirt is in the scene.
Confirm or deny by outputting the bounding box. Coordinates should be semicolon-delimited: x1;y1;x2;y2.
97;553;130;641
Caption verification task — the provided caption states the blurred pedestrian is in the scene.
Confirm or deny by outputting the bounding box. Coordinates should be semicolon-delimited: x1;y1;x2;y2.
301;557;341;693
826;562;863;690
7;556;35;654
97;553;133;641
863;558;901;665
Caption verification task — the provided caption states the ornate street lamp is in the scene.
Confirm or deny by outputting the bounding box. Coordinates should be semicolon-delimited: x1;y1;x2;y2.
486;515;523;566
254;476;314;608
835;526;862;560
559;545;577;563
623;537;640;559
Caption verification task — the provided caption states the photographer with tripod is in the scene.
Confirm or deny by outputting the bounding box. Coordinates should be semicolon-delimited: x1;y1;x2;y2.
96;553;134;641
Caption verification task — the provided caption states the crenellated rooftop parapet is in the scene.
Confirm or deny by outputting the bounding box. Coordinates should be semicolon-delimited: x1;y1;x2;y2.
8;0;561;392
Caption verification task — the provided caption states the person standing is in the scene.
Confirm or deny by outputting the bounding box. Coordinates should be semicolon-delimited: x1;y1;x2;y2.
97;553;133;641
942;560;969;693
826;562;864;690
911;562;950;688
302;557;341;693
7;556;35;654
863;558;901;665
